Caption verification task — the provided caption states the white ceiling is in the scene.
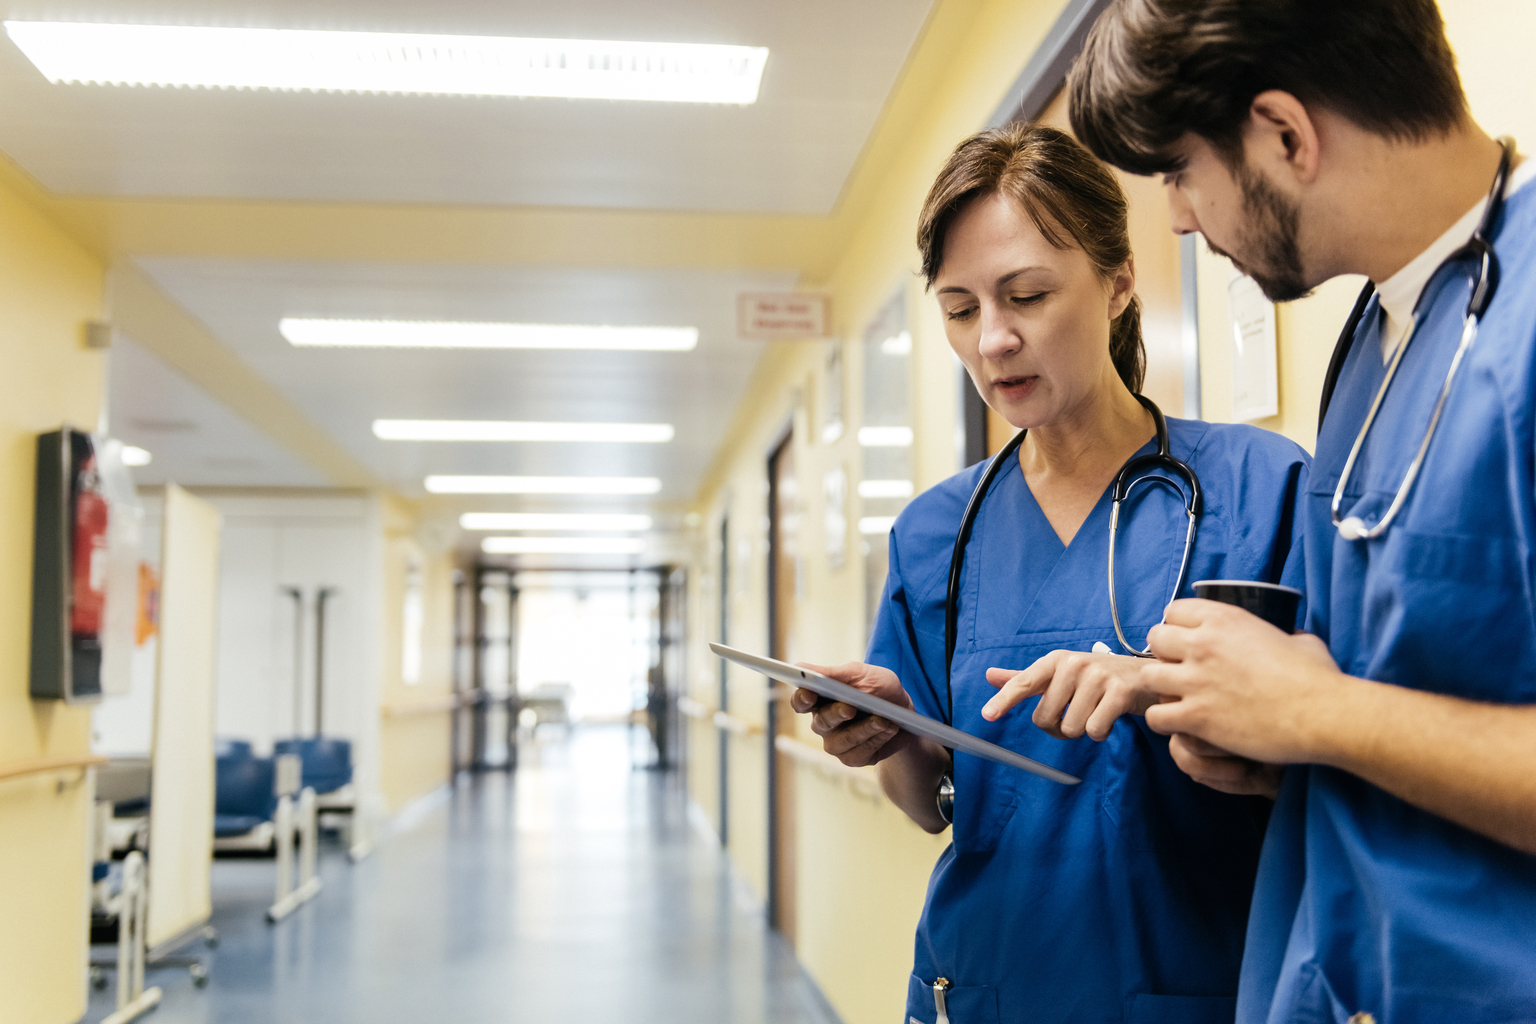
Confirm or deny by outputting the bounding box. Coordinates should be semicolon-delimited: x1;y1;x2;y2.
109;331;333;488
0;0;934;212
0;0;948;564
133;258;798;501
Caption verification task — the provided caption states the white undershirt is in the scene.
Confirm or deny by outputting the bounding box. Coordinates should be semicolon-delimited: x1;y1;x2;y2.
1378;152;1536;362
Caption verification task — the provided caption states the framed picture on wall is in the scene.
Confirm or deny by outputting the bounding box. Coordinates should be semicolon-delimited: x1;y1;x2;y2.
823;465;848;570
821;340;845;444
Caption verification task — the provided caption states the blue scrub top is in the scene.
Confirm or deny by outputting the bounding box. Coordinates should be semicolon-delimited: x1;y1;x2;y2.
1240;183;1536;1024
868;417;1309;1024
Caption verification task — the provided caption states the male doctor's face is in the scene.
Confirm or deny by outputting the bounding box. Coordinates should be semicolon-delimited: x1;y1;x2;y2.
1163;135;1310;302
935;191;1133;431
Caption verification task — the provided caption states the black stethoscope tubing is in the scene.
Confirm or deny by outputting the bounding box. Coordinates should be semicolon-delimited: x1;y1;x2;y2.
1317;140;1512;430
939;393;1200;726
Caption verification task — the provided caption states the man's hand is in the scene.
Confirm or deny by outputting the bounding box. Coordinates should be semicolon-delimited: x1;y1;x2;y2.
981;650;1158;740
1167;734;1285;798
789;662;916;767
1142;598;1344;765
1144;598;1536;854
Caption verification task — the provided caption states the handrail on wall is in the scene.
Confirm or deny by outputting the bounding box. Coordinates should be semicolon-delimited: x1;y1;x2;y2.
675;697;764;737
774;735;885;799
712;710;761;736
0;754;107;782
381;696;461;718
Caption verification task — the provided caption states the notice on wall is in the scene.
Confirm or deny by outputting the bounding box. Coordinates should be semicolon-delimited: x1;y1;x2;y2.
823;466;848;570
737;293;830;339
1228;274;1279;422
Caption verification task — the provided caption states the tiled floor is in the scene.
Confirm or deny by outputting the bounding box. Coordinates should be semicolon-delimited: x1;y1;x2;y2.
84;726;840;1024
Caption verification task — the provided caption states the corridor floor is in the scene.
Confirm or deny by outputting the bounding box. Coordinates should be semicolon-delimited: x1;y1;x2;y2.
84;726;842;1024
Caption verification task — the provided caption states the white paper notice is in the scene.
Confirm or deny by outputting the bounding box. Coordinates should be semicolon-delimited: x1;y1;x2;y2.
1228;274;1279;422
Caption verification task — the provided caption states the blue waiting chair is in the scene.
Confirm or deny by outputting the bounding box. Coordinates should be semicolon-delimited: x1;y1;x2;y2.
214;752;277;839
273;737;353;795
215;738;253;761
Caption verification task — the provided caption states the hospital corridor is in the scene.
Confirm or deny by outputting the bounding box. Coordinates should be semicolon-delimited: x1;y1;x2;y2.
3;2;1535;1024
83;726;838;1023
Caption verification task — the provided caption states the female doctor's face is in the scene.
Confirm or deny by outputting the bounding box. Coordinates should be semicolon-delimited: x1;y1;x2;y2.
935;192;1134;431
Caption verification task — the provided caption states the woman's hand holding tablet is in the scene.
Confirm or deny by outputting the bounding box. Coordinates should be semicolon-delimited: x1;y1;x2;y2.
788;662;923;768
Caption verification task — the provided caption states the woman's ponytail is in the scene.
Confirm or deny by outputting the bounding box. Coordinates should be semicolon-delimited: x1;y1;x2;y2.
1109;294;1145;394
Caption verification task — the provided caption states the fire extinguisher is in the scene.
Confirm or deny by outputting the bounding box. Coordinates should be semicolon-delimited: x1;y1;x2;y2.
71;449;110;645
31;427;118;702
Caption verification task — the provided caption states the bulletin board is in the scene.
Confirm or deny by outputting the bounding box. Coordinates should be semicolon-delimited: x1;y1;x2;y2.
146;485;221;954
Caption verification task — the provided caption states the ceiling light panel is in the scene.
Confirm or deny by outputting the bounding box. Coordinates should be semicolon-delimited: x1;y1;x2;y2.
857;426;913;447
3;23;769;104
425;475;662;495
858;479;915;499
280;319;697;351
460;513;652;532
482;536;645;555
374;420;673;443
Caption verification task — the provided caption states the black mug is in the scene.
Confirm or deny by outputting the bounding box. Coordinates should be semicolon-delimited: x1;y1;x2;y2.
1192;580;1303;632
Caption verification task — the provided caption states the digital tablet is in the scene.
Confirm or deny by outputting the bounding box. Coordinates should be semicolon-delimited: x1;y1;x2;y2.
709;643;1079;786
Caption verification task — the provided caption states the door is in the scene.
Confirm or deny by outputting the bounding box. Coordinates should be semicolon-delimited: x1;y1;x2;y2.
767;430;799;944
718;516;730;846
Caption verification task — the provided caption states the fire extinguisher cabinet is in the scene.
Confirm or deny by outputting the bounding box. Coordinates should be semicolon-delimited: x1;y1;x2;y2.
30;426;106;703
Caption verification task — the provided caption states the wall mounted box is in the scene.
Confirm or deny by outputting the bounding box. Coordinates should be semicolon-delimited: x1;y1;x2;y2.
30;426;104;703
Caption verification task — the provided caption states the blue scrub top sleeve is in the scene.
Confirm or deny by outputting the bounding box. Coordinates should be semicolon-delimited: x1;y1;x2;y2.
866;527;946;721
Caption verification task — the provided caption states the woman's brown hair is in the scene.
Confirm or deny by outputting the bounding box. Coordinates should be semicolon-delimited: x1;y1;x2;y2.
917;122;1144;394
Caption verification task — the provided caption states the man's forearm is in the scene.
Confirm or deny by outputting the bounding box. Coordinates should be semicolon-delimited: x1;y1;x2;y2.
877;737;953;834
1310;675;1536;854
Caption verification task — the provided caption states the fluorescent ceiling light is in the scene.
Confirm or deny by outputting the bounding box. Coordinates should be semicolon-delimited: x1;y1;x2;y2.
3;23;769;104
281;319;697;351
460;513;652;532
482;536;645;555
858;479;914;499
426;475;662;495
375;420;673;443
857;426;913;447
858;516;897;535
120;446;153;466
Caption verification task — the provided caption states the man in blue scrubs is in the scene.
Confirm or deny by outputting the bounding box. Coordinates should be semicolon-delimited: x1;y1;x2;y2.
1068;2;1536;1021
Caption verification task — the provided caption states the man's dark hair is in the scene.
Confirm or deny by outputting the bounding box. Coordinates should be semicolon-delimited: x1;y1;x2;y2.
1068;0;1469;175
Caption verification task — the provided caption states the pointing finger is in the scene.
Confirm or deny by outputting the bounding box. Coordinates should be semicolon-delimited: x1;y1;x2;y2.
981;653;1061;720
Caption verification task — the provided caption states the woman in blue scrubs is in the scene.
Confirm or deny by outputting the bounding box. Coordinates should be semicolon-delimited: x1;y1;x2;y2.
790;124;1310;1024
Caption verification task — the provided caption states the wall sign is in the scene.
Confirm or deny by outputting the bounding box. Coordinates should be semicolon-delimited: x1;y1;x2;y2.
737;293;830;340
1228;274;1279;422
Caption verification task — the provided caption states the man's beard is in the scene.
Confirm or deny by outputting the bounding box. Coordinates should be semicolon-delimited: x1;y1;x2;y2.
1207;166;1311;303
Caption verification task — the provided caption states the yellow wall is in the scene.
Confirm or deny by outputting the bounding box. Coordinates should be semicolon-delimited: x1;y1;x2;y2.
377;496;457;812
684;3;1536;1023
685;3;1072;1023
0;170;107;1023
1193;0;1536;450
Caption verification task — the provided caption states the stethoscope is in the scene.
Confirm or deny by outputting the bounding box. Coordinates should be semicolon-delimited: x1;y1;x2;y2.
939;392;1202;726
930;393;1200;823
1318;139;1512;540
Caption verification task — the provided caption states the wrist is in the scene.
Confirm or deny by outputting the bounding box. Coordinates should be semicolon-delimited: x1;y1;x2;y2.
1296;669;1383;770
